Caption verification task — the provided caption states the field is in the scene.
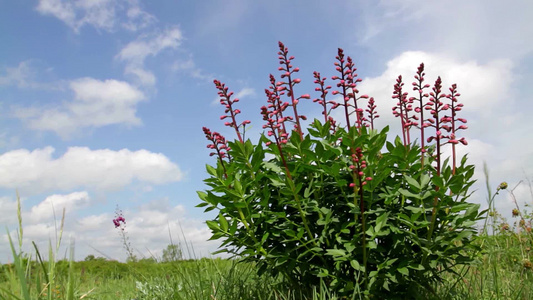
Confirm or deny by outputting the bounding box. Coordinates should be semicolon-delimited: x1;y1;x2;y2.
1;206;532;300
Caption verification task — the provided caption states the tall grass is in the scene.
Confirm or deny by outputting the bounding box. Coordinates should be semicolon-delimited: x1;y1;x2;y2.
2;175;533;299
1;192;85;300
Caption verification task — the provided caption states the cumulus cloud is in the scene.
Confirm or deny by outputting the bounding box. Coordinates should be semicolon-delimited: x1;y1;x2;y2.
116;27;183;86
66;198;217;261
36;0;156;33
0;196;17;224
30;191;90;222
14;77;145;138
355;51;514;129
358;1;533;61
0;146;182;193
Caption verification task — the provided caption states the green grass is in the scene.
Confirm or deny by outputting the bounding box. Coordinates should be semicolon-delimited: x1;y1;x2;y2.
2;176;533;300
1;236;533;300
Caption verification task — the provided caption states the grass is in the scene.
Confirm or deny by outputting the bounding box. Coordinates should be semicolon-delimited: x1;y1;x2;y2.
1;175;533;299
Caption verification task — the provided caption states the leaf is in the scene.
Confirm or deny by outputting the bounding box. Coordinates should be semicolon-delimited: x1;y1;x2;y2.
420;173;431;188
197;191;207;201
326;249;347;257
398;188;420;199
375;212;389;234
397;267;409;276
218;213;228;232
263;161;282;173
350;260;363;271
404;175;421;190
431;175;444;188
206;164;217;176
206;220;220;232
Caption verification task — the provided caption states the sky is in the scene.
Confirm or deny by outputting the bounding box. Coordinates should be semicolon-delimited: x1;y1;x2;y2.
0;0;532;262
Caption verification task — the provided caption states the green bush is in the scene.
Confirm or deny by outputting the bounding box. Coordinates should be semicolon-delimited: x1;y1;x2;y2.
198;42;484;298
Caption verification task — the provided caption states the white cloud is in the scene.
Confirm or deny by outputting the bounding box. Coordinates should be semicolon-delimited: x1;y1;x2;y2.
0;61;62;90
358;1;533;61
66;199;217;261
171;58;214;81
14;77;145;138
235;87;256;99
122;0;157;32
356;51;514;130
116;27;183;86
36;0;156;33
0;196;17;224
30;191;90;222
0;146;183;193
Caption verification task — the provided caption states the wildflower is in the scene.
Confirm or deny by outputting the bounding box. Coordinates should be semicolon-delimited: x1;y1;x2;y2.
512;208;519;217
113;216;126;228
498;182;508;190
501;223;509;231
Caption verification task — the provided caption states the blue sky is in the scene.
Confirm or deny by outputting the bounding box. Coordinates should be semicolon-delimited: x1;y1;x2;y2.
1;0;532;262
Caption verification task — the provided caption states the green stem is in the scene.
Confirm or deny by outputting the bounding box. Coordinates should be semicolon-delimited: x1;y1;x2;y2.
237;207;268;257
285;175;315;244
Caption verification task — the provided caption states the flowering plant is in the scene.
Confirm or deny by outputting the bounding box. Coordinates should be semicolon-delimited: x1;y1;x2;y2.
113;206;136;262
198;42;483;297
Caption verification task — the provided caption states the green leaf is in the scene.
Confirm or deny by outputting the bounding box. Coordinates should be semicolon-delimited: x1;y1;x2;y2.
350;260;363;271
397;267;409;276
326;249;347;257
197;191;207;201
218;213;228;232
404;175;421;190
206;164;217;176
398;188;421;199
206;220;220;232
375;212;389;234
432;175;444;188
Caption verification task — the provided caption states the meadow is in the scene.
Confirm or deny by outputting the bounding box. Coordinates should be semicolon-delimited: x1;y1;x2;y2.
1;176;532;300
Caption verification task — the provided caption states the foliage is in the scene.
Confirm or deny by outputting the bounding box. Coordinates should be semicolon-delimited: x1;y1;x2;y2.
162;244;183;262
2;193;78;300
198;42;484;297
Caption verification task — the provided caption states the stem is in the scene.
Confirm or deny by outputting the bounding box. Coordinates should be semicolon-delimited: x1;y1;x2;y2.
357;172;368;288
427;92;443;240
237;207;268;257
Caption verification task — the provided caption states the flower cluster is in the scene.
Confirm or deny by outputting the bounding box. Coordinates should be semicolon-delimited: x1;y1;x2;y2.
365;97;379;130
113;206;136;261
275;41;310;138
331;49;369;129
203;127;231;160
391;67;469;174
349;147;372;188
214;79;250;143
392;75;413;145
313;71;338;132
264;74;291;141
113;213;126;228
409;63;431;164
202;127;231;177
